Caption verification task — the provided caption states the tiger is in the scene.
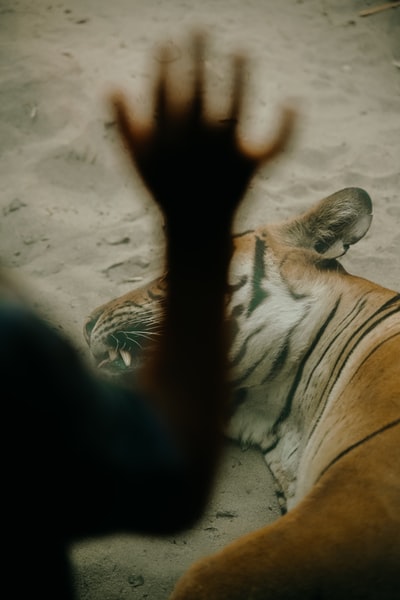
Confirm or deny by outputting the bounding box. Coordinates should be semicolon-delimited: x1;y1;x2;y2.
84;185;400;599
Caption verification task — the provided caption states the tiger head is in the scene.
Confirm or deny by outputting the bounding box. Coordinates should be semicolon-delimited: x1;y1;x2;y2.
85;186;372;370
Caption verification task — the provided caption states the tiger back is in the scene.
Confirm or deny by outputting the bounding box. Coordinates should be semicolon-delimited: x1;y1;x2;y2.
84;186;400;598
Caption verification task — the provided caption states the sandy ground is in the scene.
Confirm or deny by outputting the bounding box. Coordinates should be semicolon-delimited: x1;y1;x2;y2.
1;1;399;599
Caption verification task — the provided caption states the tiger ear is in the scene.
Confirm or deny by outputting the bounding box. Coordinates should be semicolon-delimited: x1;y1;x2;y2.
283;187;373;259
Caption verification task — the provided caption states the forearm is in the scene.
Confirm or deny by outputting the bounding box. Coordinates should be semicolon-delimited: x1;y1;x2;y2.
138;217;233;511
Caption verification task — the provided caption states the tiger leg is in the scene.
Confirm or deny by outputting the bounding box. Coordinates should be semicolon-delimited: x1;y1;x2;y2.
169;425;400;600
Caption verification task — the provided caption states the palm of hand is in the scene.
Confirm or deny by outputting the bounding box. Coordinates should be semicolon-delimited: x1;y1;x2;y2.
111;35;295;225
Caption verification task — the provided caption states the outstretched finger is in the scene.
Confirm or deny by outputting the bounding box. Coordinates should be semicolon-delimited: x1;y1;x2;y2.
229;54;246;126
110;92;147;162
243;105;297;164
190;32;206;120
154;45;173;127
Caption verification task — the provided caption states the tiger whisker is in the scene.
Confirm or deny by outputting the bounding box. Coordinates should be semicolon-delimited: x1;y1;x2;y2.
120;337;142;350
124;331;160;340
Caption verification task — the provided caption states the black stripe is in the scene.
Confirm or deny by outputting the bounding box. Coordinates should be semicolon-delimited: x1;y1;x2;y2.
345;330;400;386
233;229;255;239
301;295;370;435
230;324;263;368
379;292;400;310
262;302;313;385
265;337;290;382
305;294;400;448
317;418;400;482
231;327;269;385
264;462;288;515
227;275;248;295
122;300;145;309
310;295;400;435
247;236;268;316
351;304;400;350
272;297;342;433
302;295;368;394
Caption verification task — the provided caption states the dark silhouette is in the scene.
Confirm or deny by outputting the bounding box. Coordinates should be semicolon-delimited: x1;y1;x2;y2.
3;34;294;599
